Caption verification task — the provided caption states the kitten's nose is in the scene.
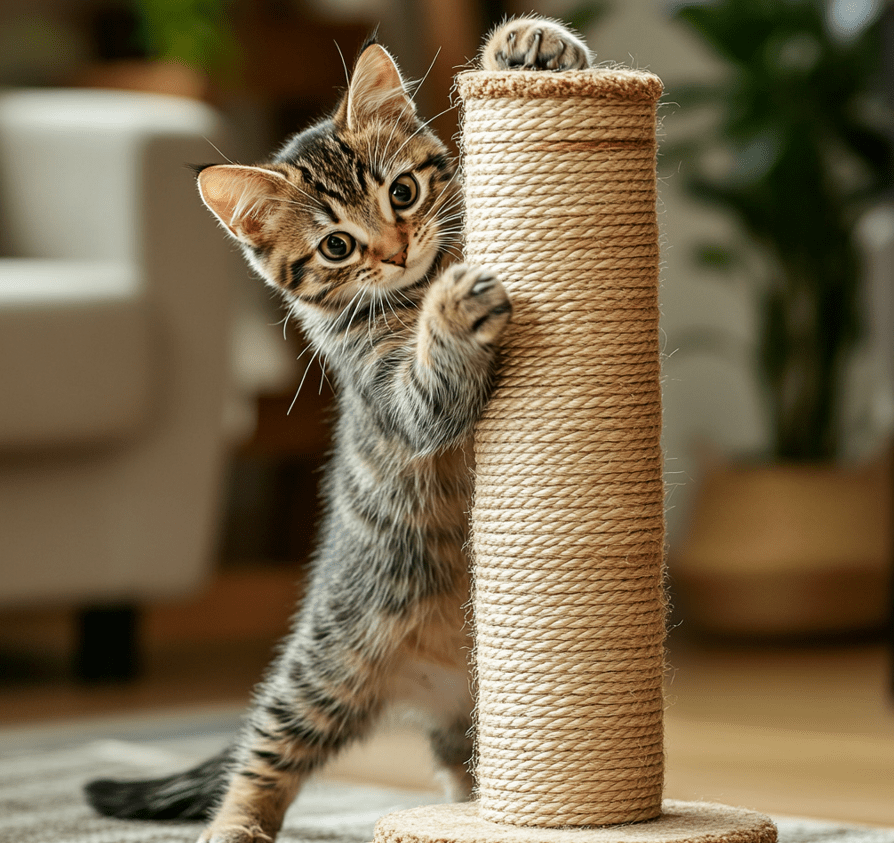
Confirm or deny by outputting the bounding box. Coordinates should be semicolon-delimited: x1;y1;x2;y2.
382;244;408;268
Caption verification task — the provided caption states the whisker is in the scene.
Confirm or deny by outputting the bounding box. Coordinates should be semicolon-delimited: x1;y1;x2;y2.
432;209;465;227
385;103;459;171
431;191;463;209
290;185;330;212
379;92;419;173
334;40;350;86
203;137;235;164
295;343;315;363
365;286;376;346
433;191;463;210
289;346;323;412
379;47;441;169
384;291;410;330
312;286;365;349
375;47;438;170
318;363;332;394
344;285;370;338
267;312;291;341
265;198;323;216
423;177;463;224
408;47;441;102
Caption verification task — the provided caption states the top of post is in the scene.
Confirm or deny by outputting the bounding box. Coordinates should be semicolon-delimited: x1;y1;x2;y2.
455;68;663;103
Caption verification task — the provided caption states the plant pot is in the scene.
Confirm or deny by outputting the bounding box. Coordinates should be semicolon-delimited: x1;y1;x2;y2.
672;456;892;638
75;60;210;101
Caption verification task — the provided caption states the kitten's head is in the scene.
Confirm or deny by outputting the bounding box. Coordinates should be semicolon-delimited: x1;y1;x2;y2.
197;42;458;314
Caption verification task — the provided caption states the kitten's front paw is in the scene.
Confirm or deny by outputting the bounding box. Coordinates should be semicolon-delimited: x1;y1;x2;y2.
433;264;511;345
481;17;591;72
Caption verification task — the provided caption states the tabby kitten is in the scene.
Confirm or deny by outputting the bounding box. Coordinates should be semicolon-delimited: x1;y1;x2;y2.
86;17;590;843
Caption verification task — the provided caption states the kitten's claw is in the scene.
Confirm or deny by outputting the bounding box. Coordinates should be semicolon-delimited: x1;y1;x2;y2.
481;17;591;72
471;274;499;296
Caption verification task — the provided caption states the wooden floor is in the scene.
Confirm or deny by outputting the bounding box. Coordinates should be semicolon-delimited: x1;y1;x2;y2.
663;641;894;827
1;571;892;828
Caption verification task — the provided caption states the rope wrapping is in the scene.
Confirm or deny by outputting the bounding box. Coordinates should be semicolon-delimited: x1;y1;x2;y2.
457;68;666;829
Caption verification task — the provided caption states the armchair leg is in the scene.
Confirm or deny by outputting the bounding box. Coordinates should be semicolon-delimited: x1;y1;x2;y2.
74;604;141;682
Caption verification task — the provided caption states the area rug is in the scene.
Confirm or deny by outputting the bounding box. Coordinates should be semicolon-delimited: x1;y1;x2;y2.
0;714;891;843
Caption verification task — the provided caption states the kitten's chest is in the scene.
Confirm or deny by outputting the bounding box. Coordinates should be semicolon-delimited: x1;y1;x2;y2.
339;425;473;529
391;581;472;714
390;653;472;720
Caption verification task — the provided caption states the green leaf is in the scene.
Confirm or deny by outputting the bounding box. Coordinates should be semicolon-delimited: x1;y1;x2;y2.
665;82;732;109
694;243;737;269
675;2;772;68
566;1;611;33
670;0;889;460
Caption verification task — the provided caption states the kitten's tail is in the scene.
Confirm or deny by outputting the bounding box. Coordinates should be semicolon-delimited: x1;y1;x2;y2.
84;747;232;820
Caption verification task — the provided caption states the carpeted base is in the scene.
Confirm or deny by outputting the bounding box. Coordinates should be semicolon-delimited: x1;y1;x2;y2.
374;801;777;843
0;729;892;843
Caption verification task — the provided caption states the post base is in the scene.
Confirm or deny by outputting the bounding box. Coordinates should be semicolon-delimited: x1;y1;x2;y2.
374;800;776;843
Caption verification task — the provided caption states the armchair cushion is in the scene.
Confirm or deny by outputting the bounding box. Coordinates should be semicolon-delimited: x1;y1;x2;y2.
0;259;152;450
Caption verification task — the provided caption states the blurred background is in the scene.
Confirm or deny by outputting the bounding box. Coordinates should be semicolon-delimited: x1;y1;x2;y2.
0;0;892;827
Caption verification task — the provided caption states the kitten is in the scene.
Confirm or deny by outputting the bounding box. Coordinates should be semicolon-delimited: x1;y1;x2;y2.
86;17;590;843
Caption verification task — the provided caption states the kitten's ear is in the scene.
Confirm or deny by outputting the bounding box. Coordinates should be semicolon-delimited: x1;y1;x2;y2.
342;43;416;130
197;165;289;246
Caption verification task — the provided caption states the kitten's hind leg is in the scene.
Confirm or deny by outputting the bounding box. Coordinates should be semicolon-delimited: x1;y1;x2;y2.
390;652;475;801
428;715;475;801
199;606;412;843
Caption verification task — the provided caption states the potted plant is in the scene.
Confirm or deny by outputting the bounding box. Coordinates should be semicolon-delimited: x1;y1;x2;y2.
668;0;894;637
78;0;240;99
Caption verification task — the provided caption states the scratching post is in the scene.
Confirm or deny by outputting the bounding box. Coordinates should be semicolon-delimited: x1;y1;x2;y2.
465;69;665;829
375;69;776;843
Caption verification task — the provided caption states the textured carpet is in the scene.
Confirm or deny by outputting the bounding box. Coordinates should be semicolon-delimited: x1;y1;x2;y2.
0;716;891;843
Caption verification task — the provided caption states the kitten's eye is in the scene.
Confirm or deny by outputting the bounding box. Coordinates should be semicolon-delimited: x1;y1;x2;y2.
389;174;418;209
319;232;356;261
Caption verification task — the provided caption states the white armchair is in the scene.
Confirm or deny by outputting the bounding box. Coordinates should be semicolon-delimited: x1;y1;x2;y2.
0;88;241;643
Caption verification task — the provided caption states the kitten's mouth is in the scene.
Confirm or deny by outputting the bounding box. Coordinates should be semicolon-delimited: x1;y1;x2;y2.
379;248;434;293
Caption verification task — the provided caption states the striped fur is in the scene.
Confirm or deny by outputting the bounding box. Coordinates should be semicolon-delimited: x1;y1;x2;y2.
480;16;592;71
86;19;589;843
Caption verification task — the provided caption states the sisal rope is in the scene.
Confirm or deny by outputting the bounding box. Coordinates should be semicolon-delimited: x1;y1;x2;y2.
372;65;775;843
457;68;666;829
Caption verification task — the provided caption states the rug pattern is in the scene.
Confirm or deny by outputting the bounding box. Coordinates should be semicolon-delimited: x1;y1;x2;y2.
0;739;891;843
